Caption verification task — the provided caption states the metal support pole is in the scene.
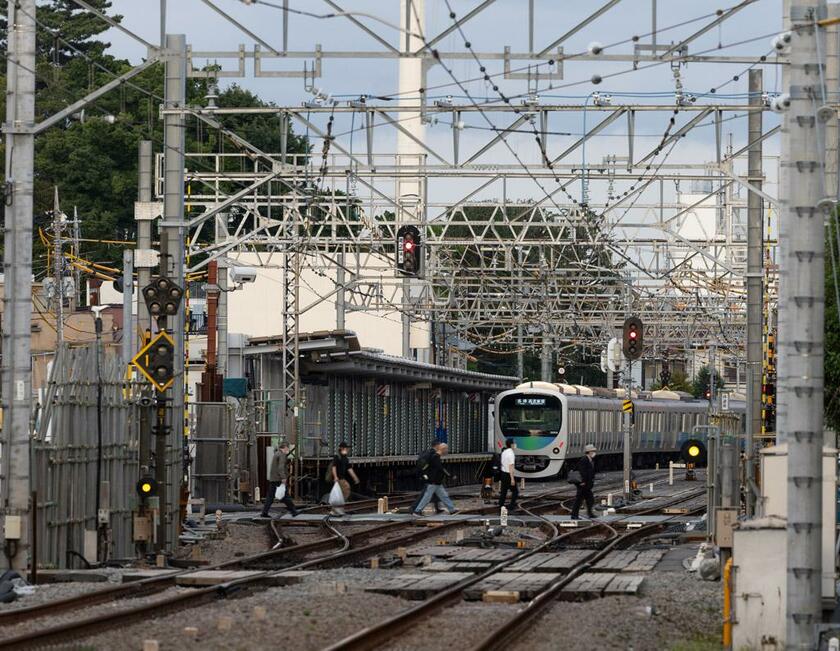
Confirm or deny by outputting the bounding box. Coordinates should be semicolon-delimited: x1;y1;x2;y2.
516;325;524;379
706;430;718;541
1;0;36;571
623;359;632;500
540;336;551;382
721;440;737;509
217;258;229;376
336;250;346;330
745;69;764;517
121;250;134;367
781;4;827;647
160;34;187;553
402;277;411;359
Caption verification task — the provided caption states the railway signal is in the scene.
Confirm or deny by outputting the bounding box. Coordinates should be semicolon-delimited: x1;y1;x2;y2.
136;475;158;498
141;275;183;324
622;317;643;360
396;225;422;276
132;331;176;392
680;438;707;465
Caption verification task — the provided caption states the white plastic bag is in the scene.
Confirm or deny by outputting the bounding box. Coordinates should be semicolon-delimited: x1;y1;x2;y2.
276;483;286;501
329;482;345;507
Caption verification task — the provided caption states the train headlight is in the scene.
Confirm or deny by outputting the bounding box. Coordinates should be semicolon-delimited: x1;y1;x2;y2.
553;447;560;454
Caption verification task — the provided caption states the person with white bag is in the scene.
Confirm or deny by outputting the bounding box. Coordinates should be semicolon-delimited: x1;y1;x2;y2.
328;441;360;515
260;441;299;518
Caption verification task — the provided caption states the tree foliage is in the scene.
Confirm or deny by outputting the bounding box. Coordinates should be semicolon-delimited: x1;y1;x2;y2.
1;0;307;273
691;365;725;399
651;369;693;393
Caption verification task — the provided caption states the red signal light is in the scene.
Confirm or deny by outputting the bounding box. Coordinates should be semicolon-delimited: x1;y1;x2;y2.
404;240;415;252
629;331;637;339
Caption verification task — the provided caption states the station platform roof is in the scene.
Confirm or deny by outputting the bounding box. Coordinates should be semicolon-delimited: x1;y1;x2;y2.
246;330;518;392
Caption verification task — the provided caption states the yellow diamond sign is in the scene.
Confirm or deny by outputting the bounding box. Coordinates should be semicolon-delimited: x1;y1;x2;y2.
131;331;175;392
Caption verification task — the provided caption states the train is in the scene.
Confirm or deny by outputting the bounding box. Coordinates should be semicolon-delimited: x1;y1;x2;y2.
494;380;745;478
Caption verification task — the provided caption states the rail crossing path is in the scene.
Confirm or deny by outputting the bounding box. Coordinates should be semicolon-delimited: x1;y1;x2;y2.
0;470;722;650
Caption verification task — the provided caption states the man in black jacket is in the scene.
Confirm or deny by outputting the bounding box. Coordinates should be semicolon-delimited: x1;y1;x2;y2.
570;444;597;520
411;442;458;515
410;441;444;514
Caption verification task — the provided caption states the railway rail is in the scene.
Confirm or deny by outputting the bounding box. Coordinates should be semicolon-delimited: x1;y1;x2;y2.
0;471;678;648
325;487;706;651
0;480;590;647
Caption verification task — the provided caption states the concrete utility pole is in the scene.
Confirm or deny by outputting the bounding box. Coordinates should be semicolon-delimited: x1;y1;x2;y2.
159;34;188;551
136;140;154;336
1;0;36;571
745;69;763;517
779;3;827;647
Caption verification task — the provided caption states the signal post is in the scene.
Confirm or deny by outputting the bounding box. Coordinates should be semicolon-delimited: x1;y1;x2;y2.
131;276;183;554
622;317;643;501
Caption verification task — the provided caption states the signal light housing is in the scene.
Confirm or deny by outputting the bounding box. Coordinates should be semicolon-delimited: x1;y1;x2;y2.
622;316;644;360
679;438;707;465
136;475;158;498
396;225;422;276
142;275;183;324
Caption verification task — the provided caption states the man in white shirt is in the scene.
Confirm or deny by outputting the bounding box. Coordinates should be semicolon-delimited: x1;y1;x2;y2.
498;438;518;511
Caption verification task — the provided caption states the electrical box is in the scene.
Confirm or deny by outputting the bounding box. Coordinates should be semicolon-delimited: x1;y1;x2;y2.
732;516;786;649
3;515;21;540
715;507;738;549
759;443;837;602
133;515;152;542
83;529;98;563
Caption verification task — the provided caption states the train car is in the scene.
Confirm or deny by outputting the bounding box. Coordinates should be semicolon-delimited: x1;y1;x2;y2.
494;381;714;478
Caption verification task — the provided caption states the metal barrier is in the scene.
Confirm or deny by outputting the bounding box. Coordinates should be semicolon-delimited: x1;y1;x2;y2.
33;345;145;567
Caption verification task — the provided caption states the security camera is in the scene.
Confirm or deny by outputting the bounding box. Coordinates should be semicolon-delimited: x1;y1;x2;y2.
229;266;257;285
772;31;793;52
588;41;604;56
770;93;791;113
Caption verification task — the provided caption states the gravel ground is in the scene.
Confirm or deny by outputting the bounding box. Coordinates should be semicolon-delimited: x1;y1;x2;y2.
174;522;276;565
0;586;194;641
74;569;414;651
0;582;107;612
510;568;722;651
383;601;520;651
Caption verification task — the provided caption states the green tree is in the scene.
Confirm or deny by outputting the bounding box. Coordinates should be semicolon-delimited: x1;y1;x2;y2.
691;365;725;399
651;369;693;393
1;0;307;274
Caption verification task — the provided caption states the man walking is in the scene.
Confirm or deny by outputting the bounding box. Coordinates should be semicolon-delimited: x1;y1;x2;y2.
411;441;444;514
412;442;459;515
260;440;299;518
498;438;519;512
571;444;597;520
330;441;360;515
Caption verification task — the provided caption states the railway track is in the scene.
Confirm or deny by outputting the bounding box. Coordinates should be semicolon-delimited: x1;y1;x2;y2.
0;471;675;648
324;487;706;651
0;479;601;648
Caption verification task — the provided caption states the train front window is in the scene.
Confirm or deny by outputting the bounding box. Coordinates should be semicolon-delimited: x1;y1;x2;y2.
499;395;562;437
